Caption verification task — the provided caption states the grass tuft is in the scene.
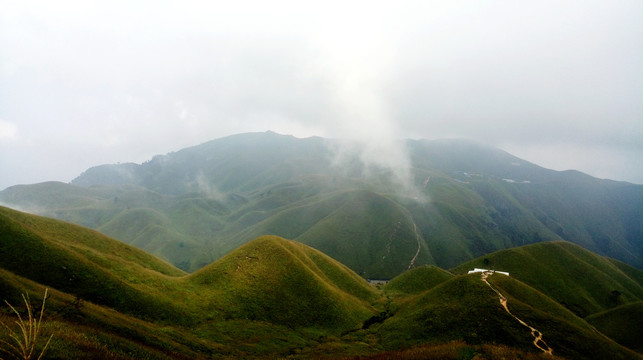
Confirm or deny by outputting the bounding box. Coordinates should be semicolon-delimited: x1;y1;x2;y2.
0;289;52;360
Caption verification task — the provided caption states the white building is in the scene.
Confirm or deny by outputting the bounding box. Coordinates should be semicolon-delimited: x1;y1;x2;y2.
467;268;509;276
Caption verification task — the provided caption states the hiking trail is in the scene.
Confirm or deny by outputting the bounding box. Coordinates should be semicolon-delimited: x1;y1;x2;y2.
480;271;553;356
407;222;421;270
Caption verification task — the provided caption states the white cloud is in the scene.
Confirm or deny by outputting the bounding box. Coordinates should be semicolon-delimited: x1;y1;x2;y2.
0;121;18;139
0;1;641;188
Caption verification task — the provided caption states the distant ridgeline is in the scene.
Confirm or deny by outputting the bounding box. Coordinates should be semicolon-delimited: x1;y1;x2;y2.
1;131;641;278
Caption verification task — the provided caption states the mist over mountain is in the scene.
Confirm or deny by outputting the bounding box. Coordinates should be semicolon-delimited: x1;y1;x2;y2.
1;131;641;278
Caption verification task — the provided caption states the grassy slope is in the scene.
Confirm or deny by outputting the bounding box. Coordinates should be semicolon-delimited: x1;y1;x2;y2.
1;206;380;327
384;265;453;295
0;205;191;323
0;206;385;358
296;190;433;279
487;274;641;360
451;241;643;317
0;269;213;360
379;275;539;350
187;235;379;330
379;273;641;360
585;301;643;353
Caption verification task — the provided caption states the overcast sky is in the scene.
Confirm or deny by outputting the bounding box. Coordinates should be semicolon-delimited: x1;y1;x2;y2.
1;0;642;190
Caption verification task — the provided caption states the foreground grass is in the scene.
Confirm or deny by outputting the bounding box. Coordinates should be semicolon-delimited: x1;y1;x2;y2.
0;289;52;360
341;340;566;360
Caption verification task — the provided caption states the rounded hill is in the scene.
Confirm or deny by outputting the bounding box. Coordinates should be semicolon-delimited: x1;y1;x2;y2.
188;235;380;330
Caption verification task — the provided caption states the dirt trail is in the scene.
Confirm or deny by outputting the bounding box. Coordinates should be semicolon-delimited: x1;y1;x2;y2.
480;271;553;356
407;222;422;270
423;176;431;188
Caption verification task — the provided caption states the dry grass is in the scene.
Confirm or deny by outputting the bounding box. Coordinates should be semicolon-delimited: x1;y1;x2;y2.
341;341;566;360
0;289;52;360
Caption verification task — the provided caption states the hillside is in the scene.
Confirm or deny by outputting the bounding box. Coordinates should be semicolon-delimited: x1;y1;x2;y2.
586;301;643;353
377;274;636;359
187;236;378;329
375;240;643;359
1;131;641;278
384;265;454;295
451;241;643;317
1;206;642;359
0;205;189;322
0;206;385;358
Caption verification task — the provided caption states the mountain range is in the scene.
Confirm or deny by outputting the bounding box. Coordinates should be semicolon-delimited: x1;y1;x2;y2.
1;131;641;279
1;205;642;359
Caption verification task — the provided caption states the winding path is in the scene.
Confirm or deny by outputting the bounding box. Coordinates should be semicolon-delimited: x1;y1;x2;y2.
407;222;422;270
480;271;553;356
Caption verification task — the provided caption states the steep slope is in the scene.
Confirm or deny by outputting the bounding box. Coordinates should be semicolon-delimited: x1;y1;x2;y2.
452;241;643;317
0;206;190;322
187;235;379;330
0;207;384;358
0;206;380;330
585;301;643;353
0;269;214;360
295;190;434;279
378;273;641;360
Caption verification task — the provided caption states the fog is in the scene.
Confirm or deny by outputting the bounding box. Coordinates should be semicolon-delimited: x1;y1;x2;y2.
1;0;642;190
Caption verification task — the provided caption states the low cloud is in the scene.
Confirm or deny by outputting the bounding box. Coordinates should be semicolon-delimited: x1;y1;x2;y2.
193;171;225;201
317;24;424;201
327;137;424;201
0;1;641;188
0;121;18;139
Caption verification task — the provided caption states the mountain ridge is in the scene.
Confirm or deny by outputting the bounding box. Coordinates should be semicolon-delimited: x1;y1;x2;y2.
1;131;641;277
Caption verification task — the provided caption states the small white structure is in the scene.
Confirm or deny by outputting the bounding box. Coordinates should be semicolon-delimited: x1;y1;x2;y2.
467;268;510;276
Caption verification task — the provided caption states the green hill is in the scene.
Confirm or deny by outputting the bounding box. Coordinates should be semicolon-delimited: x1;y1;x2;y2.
0;206;385;358
188;236;379;330
451;241;643;317
1;206;642;359
0;206;380;327
384;265;453;295
0;205;190;322
295;190;434;279
2;131;641;279
586;301;643;353
378;273;641;359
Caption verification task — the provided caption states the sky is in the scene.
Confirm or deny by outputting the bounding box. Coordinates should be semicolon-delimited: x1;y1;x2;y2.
1;0;642;190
